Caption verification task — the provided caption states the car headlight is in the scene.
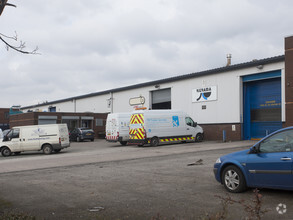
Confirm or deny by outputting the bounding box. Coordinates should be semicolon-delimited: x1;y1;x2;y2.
215;158;221;164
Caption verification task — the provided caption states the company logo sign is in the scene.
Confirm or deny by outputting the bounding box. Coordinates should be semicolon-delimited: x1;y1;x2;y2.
192;86;217;102
172;116;179;127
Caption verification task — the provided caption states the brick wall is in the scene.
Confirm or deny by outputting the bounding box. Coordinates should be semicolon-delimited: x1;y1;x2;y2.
9;112;108;139
0;108;10;130
200;123;242;141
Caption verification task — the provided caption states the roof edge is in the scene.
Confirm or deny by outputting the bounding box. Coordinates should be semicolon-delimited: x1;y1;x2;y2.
22;55;285;109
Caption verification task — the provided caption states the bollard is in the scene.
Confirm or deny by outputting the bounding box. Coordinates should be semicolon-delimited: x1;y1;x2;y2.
223;130;226;142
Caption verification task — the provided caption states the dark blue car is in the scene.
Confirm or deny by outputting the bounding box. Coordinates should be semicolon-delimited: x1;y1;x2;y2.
214;126;293;193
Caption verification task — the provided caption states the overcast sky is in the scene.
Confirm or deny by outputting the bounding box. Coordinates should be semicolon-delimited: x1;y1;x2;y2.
0;0;292;108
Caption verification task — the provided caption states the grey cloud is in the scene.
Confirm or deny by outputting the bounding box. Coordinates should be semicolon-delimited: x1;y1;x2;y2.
0;0;293;107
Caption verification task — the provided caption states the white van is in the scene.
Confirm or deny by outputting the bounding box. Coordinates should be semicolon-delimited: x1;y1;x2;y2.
0;128;3;142
0;124;70;157
129;110;204;146
106;113;131;145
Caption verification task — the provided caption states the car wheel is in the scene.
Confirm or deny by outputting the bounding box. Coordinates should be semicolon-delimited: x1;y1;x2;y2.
150;137;159;147
195;133;203;142
222;165;247;193
1;147;11;157
43;144;53;155
120;141;127;146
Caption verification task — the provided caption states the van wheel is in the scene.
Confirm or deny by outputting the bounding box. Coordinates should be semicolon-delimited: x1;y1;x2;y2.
196;133;203;142
43;144;53;155
120;141;127;146
1;147;11;157
150;137;159;147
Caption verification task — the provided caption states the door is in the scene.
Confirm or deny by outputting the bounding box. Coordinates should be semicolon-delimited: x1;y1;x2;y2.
21;128;40;151
151;88;171;109
129;113;145;141
70;128;78;141
243;76;282;140
6;128;21;152
185;117;196;138
246;128;293;189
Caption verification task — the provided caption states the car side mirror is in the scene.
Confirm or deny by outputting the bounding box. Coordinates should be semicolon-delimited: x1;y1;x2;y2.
249;145;259;154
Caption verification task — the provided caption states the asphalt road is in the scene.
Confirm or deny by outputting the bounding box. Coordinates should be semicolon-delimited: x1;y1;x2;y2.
0;140;292;220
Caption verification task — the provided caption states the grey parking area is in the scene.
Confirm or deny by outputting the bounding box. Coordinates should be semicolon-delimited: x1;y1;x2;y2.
0;140;292;220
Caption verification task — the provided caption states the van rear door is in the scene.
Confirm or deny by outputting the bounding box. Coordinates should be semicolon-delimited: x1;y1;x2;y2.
129;113;146;141
59;124;70;147
106;115;119;141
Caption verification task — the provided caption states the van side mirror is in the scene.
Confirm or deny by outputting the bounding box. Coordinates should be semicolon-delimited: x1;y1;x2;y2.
3;136;9;142
193;122;198;127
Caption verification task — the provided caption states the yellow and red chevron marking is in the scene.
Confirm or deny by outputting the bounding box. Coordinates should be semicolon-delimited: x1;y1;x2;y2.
129;128;145;139
129;114;145;140
159;137;195;143
130;113;144;125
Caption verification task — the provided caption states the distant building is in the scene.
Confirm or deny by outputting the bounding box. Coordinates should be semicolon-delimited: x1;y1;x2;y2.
9;112;107;139
21;36;293;141
0;108;10;131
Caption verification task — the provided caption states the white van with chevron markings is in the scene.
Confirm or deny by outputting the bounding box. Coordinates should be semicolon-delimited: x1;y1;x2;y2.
129;110;204;146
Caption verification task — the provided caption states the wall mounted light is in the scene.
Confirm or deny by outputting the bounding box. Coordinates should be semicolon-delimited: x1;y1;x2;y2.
256;65;263;70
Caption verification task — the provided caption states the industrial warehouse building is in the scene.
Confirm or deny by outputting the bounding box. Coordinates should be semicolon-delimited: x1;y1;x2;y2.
19;36;293;141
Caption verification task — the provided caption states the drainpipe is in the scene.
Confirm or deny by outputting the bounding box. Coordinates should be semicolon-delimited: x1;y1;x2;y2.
73;99;76;113
110;92;113;113
223;130;226;142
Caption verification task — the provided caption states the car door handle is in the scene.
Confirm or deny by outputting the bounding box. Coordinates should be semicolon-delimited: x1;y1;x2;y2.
281;157;292;161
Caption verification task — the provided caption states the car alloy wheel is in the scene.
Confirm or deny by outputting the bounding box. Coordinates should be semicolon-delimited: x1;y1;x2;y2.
225;170;240;191
222;165;247;193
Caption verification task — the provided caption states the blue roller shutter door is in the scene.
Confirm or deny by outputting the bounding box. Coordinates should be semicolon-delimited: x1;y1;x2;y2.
243;76;282;140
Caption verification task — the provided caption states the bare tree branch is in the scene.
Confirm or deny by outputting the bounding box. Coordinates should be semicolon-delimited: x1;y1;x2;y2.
0;32;40;55
0;1;40;54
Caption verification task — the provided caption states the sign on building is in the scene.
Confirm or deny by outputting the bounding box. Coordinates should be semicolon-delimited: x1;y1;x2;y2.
129;96;145;106
192;86;217;103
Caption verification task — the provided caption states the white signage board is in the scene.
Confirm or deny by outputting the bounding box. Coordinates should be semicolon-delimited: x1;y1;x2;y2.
192;86;217;103
129;96;145;106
